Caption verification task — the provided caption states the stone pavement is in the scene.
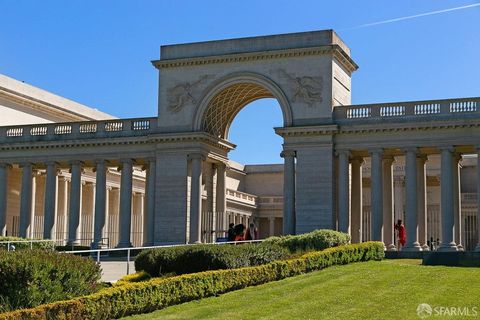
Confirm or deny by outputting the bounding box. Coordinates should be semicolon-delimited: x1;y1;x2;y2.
98;257;137;283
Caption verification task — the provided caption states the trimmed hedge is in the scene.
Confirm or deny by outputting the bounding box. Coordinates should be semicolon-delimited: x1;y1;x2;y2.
0;237;55;251
263;229;350;253
135;242;289;277
0;242;384;320
0;250;102;312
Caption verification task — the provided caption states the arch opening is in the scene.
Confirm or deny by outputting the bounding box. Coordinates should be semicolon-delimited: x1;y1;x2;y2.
228;98;283;164
196;73;293;139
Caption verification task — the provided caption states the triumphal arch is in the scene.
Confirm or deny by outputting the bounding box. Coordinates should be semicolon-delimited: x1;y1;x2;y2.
0;30;479;252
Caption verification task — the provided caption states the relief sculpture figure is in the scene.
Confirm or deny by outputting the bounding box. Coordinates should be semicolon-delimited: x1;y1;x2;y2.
279;69;323;106
168;75;210;113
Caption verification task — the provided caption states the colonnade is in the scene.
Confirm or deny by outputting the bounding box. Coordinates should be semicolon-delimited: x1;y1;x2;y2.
188;155;227;243
0;159;156;248
337;147;480;252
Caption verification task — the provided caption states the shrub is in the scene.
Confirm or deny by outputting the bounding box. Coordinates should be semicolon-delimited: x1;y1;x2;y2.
0;250;102;312
0;242;384;320
263;229;350;253
135;242;289;277
114;271;151;286
0;236;55;251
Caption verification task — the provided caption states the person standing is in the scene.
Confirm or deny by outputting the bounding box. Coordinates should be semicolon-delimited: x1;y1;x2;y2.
394;219;406;250
227;223;235;242
245;222;259;241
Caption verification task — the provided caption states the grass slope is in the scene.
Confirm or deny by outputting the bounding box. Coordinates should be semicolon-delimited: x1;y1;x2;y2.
123;260;480;320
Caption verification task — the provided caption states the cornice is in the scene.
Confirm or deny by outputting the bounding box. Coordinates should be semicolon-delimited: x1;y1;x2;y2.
275;125;338;137
152;45;358;74
337;119;480;134
0;131;235;152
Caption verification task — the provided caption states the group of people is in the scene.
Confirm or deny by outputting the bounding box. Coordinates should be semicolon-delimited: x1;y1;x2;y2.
227;222;258;242
224;219;407;247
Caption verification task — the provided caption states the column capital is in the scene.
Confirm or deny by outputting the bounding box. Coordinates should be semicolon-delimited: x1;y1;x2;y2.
119;158;134;164
19;162;33;168
369;148;384;156
350;156;364;165
69;160;83;166
94;159;109;165
213;161;229;170
188;153;205;161
416;154;428;163
280;150;296;158
403;147;420;154
334;149;350;157
45;161;58;167
439;146;455;153
118;159;134;172
382;155;395;163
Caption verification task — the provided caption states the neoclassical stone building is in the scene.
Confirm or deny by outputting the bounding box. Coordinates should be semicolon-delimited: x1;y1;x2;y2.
0;30;478;251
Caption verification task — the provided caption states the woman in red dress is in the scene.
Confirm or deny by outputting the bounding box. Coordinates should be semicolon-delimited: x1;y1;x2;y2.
394;219;406;250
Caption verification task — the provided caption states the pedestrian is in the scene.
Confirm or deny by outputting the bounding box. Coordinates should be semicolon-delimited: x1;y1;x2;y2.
245;222;258;241
394;219;406;250
227;223;235;242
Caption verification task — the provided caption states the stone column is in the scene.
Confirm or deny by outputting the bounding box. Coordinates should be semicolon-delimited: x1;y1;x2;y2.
350;157;363;243
269;217;275;236
281;150;296;235
417;155;429;251
337;150;350;234
43;162;58;239
0;163;8;236
62;177;69;242
475;147;480;252
29;172;37;238
438;147;457;251
189;154;203;243
143;158;156;246
382;156;396;251
92;160;107;249
117;159;133;248
67;161;82;245
215;163;227;232
19;163;32;238
453;154;463;251
403;148;422;251
370;150;383;242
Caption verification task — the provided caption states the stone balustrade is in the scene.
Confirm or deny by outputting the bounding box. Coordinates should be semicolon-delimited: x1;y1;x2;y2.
334;97;480;121
0;117;158;142
226;188;257;206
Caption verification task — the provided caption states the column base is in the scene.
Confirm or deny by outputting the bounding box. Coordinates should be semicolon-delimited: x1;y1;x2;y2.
66;240;80;247
402;242;423;252
456;244;464;251
438;242;458;252
385;243;397;251
116;242;133;249
474;244;480;252
90;242;108;250
421;244;430;251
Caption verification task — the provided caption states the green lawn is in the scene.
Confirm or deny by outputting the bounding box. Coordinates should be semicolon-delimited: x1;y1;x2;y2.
123;259;480;320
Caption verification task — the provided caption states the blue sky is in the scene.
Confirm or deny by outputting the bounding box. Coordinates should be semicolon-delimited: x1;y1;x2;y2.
1;1;479;164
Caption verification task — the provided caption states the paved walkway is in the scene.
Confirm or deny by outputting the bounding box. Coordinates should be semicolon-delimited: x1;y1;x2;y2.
98;257;137;282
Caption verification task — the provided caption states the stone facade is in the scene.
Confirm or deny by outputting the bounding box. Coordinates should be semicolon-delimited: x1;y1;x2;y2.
0;30;479;251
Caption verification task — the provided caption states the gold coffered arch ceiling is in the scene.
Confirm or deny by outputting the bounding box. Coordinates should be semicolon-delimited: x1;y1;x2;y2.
202;82;274;139
195;72;293;140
